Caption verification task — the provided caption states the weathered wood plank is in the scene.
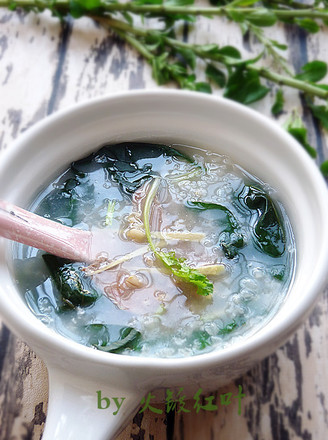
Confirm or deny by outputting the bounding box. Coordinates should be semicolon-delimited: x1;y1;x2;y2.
0;325;48;440
0;11;66;151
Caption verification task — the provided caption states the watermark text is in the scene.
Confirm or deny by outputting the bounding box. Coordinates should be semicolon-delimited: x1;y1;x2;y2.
97;385;245;416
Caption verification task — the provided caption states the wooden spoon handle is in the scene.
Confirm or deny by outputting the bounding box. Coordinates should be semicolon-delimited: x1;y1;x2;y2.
0;200;91;262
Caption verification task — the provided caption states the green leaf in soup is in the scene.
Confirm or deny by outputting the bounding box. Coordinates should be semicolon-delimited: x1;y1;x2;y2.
105;200;116;226
42;254;98;309
93;326;143;353
187;201;239;229
218;320;238;335
72;143;192;172
192;330;212;350
244;186;285;258
219;232;245;259
158;251;214;296
270;264;285;281
143;179;214;297
186;201;245;259
295;60;327;83
219;320;246;336
71;142;193;195
35;170;89;226
192;321;242;349
84;324;111;347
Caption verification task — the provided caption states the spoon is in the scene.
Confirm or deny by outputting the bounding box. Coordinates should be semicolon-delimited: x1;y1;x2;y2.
0;200;210;269
0;199;92;262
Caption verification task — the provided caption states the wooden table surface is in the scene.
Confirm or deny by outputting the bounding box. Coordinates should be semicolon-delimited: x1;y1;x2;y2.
1;6;328;440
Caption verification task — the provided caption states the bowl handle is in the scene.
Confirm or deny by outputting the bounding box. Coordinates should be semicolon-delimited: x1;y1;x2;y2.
42;366;144;440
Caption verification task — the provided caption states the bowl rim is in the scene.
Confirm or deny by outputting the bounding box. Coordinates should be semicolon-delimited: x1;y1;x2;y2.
1;88;328;372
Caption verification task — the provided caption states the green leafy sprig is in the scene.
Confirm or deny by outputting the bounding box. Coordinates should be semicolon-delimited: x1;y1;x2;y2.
98;17;328;103
143;178;214;296
3;0;328;103
5;0;328;24
284;110;317;158
2;0;328;170
105;200;116;226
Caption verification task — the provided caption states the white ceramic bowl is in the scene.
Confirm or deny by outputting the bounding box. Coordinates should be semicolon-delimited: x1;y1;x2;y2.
0;90;328;439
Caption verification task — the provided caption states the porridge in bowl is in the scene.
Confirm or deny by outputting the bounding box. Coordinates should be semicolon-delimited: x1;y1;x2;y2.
14;142;295;358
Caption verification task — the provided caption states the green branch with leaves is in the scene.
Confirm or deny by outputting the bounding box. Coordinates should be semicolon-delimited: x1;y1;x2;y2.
2;0;328;172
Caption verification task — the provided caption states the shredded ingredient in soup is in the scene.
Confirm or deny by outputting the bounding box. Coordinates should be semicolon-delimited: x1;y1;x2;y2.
14;143;295;358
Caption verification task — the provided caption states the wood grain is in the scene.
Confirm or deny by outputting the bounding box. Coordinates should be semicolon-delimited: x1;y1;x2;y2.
0;6;328;440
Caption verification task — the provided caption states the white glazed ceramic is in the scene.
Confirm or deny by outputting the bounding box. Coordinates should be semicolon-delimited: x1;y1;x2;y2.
0;90;328;440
